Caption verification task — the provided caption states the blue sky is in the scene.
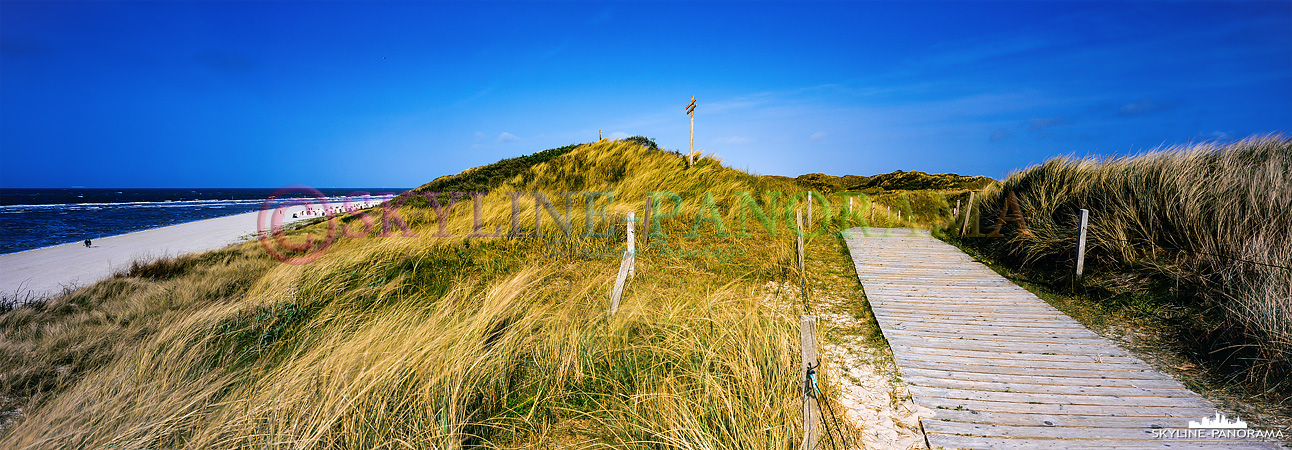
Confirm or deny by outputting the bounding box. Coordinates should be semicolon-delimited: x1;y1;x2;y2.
1;1;1289;188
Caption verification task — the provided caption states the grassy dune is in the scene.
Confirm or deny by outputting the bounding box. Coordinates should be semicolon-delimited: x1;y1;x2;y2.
954;135;1291;392
4;140;940;448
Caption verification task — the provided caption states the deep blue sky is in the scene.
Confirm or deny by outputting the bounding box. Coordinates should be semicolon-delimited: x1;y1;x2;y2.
1;1;1289;188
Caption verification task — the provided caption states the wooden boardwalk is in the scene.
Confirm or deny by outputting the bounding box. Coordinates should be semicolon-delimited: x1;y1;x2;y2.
843;228;1282;450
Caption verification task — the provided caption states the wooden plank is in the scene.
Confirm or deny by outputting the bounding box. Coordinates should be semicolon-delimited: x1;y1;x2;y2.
892;345;1145;365
927;434;1280;450
899;367;1189;389
914;396;1215;417
873;313;1093;330
841;228;1279;449
877;320;1103;337
924;421;1277;445
894;352;1155;372
908;385;1211;408
903;375;1197;399
925;408;1200;428
875;307;1073;319
875;305;1069;316
924;420;1167;440
885;334;1126;353
895;352;1173;380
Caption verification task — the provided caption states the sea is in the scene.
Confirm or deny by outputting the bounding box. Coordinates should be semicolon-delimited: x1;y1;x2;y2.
0;188;409;255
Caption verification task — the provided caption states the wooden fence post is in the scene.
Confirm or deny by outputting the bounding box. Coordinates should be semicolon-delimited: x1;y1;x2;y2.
870;201;875;223
643;195;651;246
800;314;820;449
959;192;975;237
796;209;805;277
1076;208;1088;280
627;211;636;278
807;196;813;229
954;199;960;218
609;212;637;316
796;209;806;306
849;197;853;215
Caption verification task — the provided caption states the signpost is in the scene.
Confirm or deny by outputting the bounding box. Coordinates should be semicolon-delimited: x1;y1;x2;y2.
686;96;696;167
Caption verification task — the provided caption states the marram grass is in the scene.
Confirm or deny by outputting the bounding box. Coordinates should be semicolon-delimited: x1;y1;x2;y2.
960;134;1291;390
1;141;863;449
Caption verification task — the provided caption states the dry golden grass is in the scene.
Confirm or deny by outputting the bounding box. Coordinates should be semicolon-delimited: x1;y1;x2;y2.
957;134;1291;391
1;141;889;448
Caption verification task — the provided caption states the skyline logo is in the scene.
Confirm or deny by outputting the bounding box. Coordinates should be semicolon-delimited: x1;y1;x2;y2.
1188;412;1248;429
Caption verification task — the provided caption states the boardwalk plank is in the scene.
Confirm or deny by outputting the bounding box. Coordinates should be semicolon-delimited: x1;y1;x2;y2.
927;434;1280;450
842;228;1280;449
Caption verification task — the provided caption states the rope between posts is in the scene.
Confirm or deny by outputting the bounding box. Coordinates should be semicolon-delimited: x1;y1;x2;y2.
806;363;848;450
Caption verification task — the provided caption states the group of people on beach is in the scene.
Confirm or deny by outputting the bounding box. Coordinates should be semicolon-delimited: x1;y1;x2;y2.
283;203;375;219
295;203;373;218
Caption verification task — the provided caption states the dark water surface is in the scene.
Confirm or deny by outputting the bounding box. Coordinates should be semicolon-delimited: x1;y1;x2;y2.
0;188;407;254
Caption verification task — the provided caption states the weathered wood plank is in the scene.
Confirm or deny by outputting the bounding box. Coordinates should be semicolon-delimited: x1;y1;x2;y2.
895;356;1173;380
925;407;1202;428
887;339;1128;358
914;396;1215;417
896;352;1157;373
877;320;1104;338
924;420;1168;440
900;367;1189;389
891;345;1145;365
843;228;1279;449
924;422;1278;445
875;313;1094;330
926;434;1280;450
884;329;1118;346
909;385;1211;408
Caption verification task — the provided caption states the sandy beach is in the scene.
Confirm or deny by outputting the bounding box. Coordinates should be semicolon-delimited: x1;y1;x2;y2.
1;206;313;301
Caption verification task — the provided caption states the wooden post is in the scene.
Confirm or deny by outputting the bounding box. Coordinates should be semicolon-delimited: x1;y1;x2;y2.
849;197;853;214
959;192;975;237
807;196;813;229
626;211;636;278
800;314;820;449
954;199;960;218
796;209;806;306
897;209;902;223
609;212;637;316
870;201;875;223
643;195;652;245
687;96;696;167
796;209;805;279
886;205;891;226
1076;208;1089;280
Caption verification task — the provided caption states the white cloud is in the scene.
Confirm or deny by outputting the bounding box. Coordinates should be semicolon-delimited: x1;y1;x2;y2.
607;131;630;140
497;132;521;143
809;132;827;141
474;131;487;141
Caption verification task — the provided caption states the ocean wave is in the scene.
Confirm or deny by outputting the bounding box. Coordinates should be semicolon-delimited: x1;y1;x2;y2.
0;195;394;212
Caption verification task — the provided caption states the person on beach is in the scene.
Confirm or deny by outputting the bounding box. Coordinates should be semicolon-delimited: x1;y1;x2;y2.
84;239;91;247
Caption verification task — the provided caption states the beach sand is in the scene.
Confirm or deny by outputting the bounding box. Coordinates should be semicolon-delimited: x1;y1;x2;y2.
1;206;314;301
